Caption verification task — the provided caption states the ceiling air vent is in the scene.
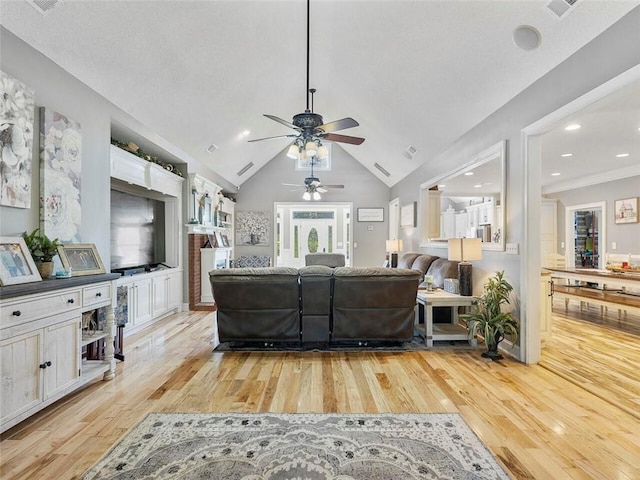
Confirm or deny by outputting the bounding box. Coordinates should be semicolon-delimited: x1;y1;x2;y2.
374;163;391;177
26;0;62;15
236;162;254;177
546;0;581;19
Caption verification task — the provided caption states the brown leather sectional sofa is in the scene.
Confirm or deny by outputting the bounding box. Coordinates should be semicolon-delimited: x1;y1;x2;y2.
210;266;421;348
397;253;460;323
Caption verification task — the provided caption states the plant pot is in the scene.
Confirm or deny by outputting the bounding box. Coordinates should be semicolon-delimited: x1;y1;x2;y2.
481;333;504;361
37;261;54;278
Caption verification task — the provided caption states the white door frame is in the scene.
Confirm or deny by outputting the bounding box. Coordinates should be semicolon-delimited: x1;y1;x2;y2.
522;65;640;364
388;197;400;240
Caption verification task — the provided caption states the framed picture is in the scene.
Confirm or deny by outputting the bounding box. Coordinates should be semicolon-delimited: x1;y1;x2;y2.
215;232;224;249
357;208;384;222
614;197;638;224
221;234;230;248
0;237;42;286
206;234;218;248
57;243;106;276
400;202;417;227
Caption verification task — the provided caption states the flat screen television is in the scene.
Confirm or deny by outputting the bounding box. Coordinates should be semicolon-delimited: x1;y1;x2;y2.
110;189;166;271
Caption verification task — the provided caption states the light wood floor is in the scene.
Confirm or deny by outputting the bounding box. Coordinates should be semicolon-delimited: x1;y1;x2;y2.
1;308;639;480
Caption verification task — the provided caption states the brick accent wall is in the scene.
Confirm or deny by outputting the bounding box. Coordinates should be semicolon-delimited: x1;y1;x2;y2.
188;233;216;311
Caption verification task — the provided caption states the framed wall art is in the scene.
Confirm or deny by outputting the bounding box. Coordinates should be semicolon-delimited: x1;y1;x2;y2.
400;202;417;227
357;208;384;222
0;237;42;286
57;243;105;276
614;197;638;224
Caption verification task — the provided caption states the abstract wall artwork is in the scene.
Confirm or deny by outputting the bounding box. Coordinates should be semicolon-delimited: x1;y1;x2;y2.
0;71;35;209
236;211;270;246
40;107;82;242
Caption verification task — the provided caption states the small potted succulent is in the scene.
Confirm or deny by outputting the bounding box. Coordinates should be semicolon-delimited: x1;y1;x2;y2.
461;270;519;360
22;228;61;278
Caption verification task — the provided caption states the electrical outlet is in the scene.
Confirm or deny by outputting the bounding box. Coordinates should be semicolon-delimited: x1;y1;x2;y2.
612;242;617;250
561;241;565;249
367;225;374;231
506;243;519;255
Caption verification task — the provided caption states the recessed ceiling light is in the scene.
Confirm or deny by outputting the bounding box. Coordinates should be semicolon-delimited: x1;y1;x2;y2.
438;184;446;188
473;184;482;188
616;153;629;158
565;124;581;131
206;144;218;153
242;130;250;136
464;172;474;176
561;153;573;157
551;172;561;176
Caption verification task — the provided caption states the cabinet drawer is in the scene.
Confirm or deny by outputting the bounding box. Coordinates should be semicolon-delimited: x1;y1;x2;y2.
1;291;81;326
82;284;112;307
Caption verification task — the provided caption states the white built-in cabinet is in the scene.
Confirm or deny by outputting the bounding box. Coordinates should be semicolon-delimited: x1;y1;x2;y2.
117;269;182;337
540;270;553;343
541;198;558;263
0;276;118;433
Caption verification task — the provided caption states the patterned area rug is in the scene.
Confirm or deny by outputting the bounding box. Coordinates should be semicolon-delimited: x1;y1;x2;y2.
83;413;509;479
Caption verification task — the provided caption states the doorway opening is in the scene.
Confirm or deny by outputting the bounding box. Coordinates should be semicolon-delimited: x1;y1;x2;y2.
565;203;605;269
274;202;353;268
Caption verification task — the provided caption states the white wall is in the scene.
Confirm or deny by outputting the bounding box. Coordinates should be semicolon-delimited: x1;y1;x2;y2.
390;7;640;360
234;144;391;267
547;176;640;255
0;28;235;303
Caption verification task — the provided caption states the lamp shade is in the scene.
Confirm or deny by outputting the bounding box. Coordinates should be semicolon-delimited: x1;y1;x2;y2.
448;238;482;262
386;239;403;253
303;191;311;201
305;141;317;157
316;144;328;159
287;144;300;159
312;191;321;201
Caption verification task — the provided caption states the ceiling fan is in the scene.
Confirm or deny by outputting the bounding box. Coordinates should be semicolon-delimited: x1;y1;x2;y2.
282;158;344;201
248;0;364;158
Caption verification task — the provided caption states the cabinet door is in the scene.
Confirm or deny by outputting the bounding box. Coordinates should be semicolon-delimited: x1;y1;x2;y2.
152;276;168;317
43;316;81;400
134;278;153;326
166;272;181;311
539;276;553;343
1;329;43;426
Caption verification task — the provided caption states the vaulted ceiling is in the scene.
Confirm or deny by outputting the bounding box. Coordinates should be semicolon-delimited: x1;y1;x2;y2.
1;0;637;189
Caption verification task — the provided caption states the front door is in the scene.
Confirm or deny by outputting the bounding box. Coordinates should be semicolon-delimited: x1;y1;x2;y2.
289;210;336;268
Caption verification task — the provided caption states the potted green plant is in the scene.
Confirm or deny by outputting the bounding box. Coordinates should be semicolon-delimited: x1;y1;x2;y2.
461;270;519;360
22;228;61;278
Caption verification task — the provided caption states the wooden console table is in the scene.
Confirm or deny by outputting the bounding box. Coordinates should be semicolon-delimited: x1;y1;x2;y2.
416;290;476;347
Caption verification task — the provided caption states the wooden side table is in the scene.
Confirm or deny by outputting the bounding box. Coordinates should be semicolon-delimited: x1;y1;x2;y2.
416;290;476;347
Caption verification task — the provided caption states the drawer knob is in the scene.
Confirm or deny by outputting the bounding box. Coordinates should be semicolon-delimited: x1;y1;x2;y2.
39;361;52;369
96;292;102;297
12;310;21;316
68;298;75;304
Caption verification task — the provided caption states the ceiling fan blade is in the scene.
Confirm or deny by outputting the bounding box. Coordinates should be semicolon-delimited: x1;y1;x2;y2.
264;114;300;131
320;133;365;145
282;183;304;187
323;184;345;189
248;134;297;143
316;117;359;134
310;180;321;187
316;187;328;193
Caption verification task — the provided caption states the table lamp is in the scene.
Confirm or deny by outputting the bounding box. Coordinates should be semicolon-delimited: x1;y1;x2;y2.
386;239;403;268
448;238;482;296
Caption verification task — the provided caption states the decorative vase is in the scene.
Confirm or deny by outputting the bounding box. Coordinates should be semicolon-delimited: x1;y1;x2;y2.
37;261;54;278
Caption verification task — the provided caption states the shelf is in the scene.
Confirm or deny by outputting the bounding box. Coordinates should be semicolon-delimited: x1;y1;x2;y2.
82;331;109;347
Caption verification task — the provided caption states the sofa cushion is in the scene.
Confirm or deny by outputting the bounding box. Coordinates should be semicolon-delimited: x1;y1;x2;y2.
305;253;346;267
425;258;459;288
397;253;421;269
411;255;439;277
